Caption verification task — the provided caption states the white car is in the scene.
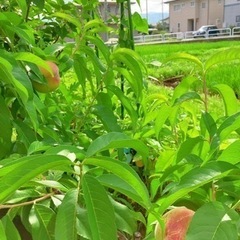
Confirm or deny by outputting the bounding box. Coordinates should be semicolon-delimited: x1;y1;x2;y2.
193;25;219;38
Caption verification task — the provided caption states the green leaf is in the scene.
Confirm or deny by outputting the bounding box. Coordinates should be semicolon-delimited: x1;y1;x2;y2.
186;202;239;240
110;197;138;235
164;52;203;69
53;12;81;29
16;0;28;19
14;52;52;73
82;174;117;240
155;104;173;139
158;162;237;214
200;112;217;139
1;215;21;240
32;0;45;9
97;174;144;207
83;19;108;33
217;112;240;141
30;204;55;240
55;189;79;240
86;132;149;161
44;44;65;55
0;57;28;104
212;84;238;116
0;221;7;240
218;140;240;164
205;47;240;72
110;48;146;99
132;12;148;34
171;76;199;104
76;208;91;239
0;95;12;159
85;35;110;63
0;155;71;203
107;85;138;124
33;180;68;192
175;136;205;163
83;157;151;208
92;104;122;132
173;92;203;106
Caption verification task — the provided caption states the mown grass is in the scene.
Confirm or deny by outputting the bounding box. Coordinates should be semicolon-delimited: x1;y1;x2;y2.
136;40;240;96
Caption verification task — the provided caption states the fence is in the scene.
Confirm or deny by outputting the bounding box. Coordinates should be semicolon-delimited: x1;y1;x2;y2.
134;27;240;44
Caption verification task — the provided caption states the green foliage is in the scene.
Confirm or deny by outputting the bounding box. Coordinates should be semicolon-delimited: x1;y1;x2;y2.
0;0;240;239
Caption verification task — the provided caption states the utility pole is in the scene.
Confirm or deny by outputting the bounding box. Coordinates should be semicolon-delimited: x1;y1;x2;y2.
162;0;164;29
146;0;148;23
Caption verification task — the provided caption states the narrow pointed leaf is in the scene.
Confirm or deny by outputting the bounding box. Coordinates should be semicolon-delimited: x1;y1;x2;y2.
2;215;21;240
158;162;237;214
0;221;7;240
213;84;238;116
0;95;12;159
218;140;240;164
173;92;203;106
83;157;151;208
97;174;144;207
82;174;117;240
86;132;149;161
107;85;139;124
217;112;240;141
0;155;71;203
164;52;203;69
55;189;78;240
205;47;240;71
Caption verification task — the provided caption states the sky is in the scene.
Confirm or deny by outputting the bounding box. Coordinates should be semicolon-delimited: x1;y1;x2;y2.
131;0;169;14
63;0;169;15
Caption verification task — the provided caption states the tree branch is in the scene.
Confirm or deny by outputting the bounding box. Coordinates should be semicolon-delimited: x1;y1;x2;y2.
0;192;55;209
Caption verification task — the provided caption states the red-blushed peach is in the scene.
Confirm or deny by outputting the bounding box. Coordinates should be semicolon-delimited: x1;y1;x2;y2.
32;61;60;93
155;207;195;240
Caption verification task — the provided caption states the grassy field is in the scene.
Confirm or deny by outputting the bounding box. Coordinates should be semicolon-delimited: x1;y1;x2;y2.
136;40;240;96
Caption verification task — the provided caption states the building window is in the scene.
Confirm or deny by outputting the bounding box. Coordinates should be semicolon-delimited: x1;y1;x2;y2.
177;23;180;31
174;4;181;11
236;15;240;22
202;2;206;8
190;1;195;7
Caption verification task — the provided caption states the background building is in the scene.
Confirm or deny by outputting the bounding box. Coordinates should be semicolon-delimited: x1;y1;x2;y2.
224;0;240;27
164;0;224;32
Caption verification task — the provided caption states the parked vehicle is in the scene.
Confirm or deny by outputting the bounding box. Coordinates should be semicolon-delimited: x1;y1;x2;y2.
193;25;219;38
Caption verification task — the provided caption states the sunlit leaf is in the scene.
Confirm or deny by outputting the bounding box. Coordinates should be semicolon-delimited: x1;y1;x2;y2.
186;202;239;240
213;84;238;116
205;47;240;72
163;52;203;69
218;140;240;164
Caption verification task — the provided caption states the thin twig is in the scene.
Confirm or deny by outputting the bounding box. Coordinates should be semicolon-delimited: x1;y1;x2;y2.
0;192;55;209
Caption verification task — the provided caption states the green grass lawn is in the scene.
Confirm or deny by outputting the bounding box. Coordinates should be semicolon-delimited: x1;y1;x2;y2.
136;40;240;96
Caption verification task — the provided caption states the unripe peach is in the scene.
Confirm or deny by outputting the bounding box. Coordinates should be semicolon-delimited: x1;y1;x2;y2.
155;207;195;240
32;61;60;93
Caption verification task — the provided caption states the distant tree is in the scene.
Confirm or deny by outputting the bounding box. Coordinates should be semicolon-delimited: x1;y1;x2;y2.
156;21;169;32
